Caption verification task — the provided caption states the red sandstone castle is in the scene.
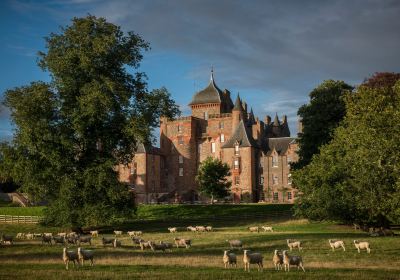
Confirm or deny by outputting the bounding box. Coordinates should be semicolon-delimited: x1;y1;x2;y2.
118;71;298;204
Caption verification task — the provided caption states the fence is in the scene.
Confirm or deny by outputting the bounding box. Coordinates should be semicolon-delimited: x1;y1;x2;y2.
0;215;43;224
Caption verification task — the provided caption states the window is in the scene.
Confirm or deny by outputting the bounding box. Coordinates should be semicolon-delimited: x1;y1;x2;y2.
287;192;292;200
287;156;292;166
273;192;279;201
220;134;225;143
260;176;264;184
272;156;278;167
178;136;184;145
204;111;208;120
272;175;278;185
288;173;292;185
177;125;182;133
211;142;216;153
234;159;240;170
235;143;240;155
179;167;183;176
179;155;183;164
219;121;224;129
234;176;240;185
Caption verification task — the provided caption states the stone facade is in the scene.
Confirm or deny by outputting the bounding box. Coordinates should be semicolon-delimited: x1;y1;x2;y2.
118;71;298;204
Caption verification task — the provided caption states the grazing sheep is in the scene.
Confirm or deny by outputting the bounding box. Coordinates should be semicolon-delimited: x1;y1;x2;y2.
287;239;302;251
174;238;191;249
113;238;122;248
186;226;195;231
42;235;53;245
262;226;274;232
127;231;141;237
196;226;206;232
282;250;305;272
53;236;66;245
206;226;213;232
248;226;260;233
139;240;152;251
223;250;237;268
67;232;77;238
25;233;34;240
16;233;25;239
102;237;114;246
33;233;43;238
353;240;371;253
131;236;144;245
328;239;345;251
114;230;123;236
66;236;78;245
63;247;78;270
226;239;243;250
1;234;13;245
168;227;177;233
78;236;92;246
243;250;263;272
90;231;98;237
149;241;166;252
77;247;94;266
57;233;67;238
272;250;283;270
159;241;173;251
43;233;53;237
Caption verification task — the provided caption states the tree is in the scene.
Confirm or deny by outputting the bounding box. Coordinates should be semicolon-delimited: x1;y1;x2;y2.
196;157;231;204
294;80;353;169
1;15;179;227
293;77;400;226
362;72;400;89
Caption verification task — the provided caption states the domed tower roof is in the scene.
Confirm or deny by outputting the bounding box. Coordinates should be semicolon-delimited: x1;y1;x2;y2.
189;70;224;105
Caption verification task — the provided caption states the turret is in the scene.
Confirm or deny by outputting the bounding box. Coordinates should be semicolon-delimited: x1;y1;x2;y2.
232;93;243;133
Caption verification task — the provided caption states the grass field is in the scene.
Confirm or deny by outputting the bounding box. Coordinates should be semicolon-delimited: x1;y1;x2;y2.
0;213;399;279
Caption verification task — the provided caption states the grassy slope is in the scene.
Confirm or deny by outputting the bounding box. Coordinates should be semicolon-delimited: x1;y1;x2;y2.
0;206;45;216
0;217;399;279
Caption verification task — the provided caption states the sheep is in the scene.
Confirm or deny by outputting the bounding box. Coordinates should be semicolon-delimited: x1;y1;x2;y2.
186;226;195;231
1;234;13;245
63;247;78;270
226;239;243;250
329;239;346;251
67;232;77;238
127;231;141;237
113;238;122;248
196;226;206;232
174;238;191;249
78;235;92;246
102;237;114;246
131;236;144;245
42;235;53;245
282;250;305;272
16;233;25;239
223;250;237;268
66;236;78;245
139;240;152;251
53;236;66;245
243;250;263;272
261;226;274;232
287;239;302;251
33;233;43;238
272;250;283;270
353;223;361;230
57;232;67;237
90;231;98;237
159;241;173;251
43;232;53;237
77;247;94;266
168;227;178;233
248;226;260;233
206;226;213;232
149;241;166;252
25;233;34;240
353;240;371;253
113;230;123;236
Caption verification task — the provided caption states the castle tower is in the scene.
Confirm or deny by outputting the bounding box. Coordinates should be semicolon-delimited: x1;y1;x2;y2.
232;93;243;133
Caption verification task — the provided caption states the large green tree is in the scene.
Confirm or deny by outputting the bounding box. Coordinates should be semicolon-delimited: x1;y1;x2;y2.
294;80;353;169
293;76;400;226
196;157;231;204
1;15;179;227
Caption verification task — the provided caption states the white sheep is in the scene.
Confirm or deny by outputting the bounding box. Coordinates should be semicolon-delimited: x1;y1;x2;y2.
262;226;274;232
168;227;177;233
174;238;191;248
114;230;123;236
329;239;345;251
43;232;53;237
223;250;237;268
353;240;371;253
248;226;259;233
226;239;243;250
282;250;305;272
243;250;263;272
272;249;283;270
206;226;213;232
139;240;152;250
187;226;196;231
90;231;98;237
25;233;34;240
287;239;302;251
77;247;94;266
16;233;25;239
57;232;67;237
63;247;78;270
196;226;206;232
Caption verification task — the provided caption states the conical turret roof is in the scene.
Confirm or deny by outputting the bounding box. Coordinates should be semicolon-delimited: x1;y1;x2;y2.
233;93;242;111
189;70;224;105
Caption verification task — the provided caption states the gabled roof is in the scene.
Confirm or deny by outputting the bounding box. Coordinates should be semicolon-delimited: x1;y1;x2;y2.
222;120;258;148
264;137;295;155
136;143;162;155
189;71;223;105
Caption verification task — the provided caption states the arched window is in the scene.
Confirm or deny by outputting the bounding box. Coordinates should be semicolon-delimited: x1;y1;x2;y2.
220;134;225;143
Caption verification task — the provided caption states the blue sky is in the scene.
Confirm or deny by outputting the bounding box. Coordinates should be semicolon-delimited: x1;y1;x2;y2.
1;0;400;144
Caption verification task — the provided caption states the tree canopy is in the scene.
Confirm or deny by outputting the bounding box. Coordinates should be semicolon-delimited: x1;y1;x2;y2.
293;76;400;226
196;157;231;204
294;80;353;169
1;15;179;226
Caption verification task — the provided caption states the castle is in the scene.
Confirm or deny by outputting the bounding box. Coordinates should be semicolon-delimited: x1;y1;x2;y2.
117;71;298;204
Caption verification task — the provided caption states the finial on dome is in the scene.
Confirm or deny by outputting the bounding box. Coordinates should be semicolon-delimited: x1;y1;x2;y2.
210;66;214;82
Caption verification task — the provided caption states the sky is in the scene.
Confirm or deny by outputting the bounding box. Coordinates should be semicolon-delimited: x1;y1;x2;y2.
1;0;400;144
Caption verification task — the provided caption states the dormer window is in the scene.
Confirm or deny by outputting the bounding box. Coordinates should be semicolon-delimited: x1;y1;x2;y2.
234;142;240;155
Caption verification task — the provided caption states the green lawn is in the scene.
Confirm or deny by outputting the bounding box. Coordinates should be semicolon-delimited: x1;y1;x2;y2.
0;214;399;279
0;206;45;216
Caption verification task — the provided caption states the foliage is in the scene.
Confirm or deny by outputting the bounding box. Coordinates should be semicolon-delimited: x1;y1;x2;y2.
293;78;400;226
362;72;400;89
196;157;231;203
294;80;353;169
1;15;179;227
